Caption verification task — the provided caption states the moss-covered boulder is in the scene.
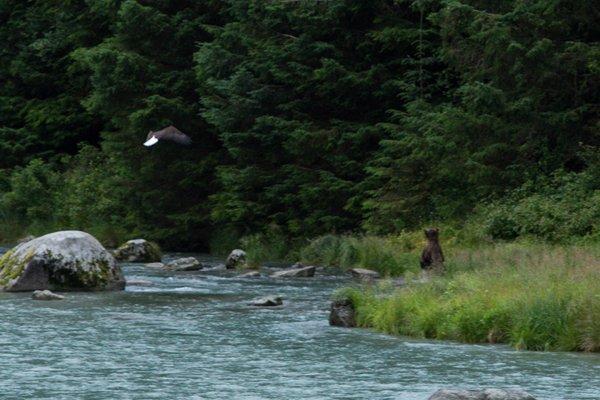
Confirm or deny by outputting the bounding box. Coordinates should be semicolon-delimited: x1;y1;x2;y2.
113;239;161;263
0;230;125;292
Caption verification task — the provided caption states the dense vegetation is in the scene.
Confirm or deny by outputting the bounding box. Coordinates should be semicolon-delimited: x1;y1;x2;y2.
335;242;600;352
0;0;598;250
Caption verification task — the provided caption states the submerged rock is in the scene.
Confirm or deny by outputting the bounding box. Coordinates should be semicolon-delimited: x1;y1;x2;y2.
428;389;537;400
225;249;247;269
145;262;166;269
32;289;65;300
349;268;380;281
0;230;125;292
165;257;202;271
238;270;261;278
329;298;356;327
114;239;161;263
271;265;316;278
248;295;283;307
126;279;153;286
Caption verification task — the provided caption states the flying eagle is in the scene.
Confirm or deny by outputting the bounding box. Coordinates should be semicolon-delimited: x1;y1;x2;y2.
143;125;192;147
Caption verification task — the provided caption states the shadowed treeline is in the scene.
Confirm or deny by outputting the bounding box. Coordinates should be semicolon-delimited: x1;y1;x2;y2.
0;0;598;250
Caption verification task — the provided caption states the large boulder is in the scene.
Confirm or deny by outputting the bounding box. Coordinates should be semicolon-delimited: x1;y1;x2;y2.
0;231;125;292
114;239;161;263
329;298;356;327
271;265;316;278
225;249;247;269
428;389;536;400
165;257;203;271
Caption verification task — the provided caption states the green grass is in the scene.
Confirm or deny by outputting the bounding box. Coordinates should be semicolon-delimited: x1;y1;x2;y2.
299;233;424;276
336;242;600;352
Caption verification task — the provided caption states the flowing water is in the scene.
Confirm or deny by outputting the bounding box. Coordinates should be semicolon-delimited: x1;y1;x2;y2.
0;253;599;400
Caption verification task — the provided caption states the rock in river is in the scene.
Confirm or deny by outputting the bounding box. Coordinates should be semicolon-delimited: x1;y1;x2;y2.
329;298;356;327
0;230;125;292
248;296;283;307
271;265;316;278
238;270;261;278
165;257;203;271
428;389;537;400
225;249;247;269
349;268;380;281
32;289;65;300
114;239;162;263
145;262;166;269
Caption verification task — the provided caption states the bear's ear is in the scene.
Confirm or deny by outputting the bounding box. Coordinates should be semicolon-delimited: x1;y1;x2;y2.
435;227;440;232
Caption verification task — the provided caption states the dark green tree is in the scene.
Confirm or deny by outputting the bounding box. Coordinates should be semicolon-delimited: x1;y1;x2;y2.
196;0;443;238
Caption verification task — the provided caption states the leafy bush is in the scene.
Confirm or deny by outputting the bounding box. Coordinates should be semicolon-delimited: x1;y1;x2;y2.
481;173;600;242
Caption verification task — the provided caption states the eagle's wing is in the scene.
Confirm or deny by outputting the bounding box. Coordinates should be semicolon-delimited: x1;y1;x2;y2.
154;125;192;145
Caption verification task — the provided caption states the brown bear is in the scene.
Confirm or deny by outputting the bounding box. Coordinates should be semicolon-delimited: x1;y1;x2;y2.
420;228;444;272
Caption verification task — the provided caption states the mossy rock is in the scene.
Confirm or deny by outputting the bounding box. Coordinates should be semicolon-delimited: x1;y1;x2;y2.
225;249;247;269
113;239;162;263
0;230;125;292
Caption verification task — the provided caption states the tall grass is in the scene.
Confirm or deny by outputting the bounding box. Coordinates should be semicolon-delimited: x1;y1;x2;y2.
300;233;424;276
337;243;600;352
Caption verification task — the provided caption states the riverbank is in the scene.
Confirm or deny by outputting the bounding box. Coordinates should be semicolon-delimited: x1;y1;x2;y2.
334;242;600;352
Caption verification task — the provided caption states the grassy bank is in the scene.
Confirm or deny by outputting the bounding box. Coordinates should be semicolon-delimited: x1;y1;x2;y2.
336;242;600;352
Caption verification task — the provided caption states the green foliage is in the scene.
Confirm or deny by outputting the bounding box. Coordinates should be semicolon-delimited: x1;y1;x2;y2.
300;234;420;276
239;228;293;267
365;0;600;232
482;171;600;242
196;0;439;238
0;0;598;248
344;242;600;352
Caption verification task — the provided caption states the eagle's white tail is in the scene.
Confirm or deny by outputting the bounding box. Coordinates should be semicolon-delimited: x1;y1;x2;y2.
144;136;159;147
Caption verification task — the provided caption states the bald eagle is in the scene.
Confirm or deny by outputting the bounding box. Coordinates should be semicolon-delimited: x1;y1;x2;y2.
143;125;192;147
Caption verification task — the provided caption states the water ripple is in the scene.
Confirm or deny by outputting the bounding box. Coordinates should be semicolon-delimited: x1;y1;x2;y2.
0;254;598;399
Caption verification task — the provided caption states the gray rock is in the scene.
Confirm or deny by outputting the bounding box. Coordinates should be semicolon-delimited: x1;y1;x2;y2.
329;298;356;327
248;296;283;307
114;239;161;263
0;230;125;292
238;270;261;278
349;268;380;280
271;265;316;278
428;389;537;400
165;257;202;271
392;277;406;287
225;249;247;269
145;262;166;268
32;289;64;300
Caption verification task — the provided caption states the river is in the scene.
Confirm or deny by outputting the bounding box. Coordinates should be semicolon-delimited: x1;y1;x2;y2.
0;253;599;399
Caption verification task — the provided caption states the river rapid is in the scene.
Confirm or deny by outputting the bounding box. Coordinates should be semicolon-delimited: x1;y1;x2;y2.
0;253;599;399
